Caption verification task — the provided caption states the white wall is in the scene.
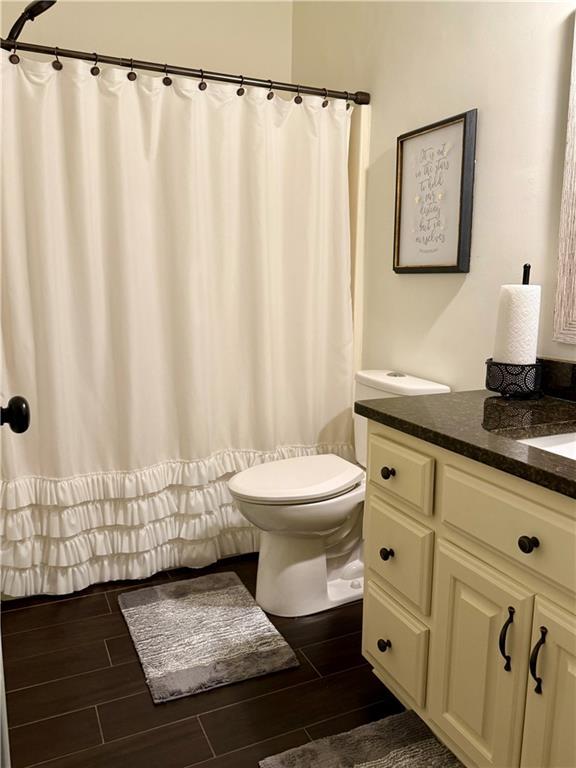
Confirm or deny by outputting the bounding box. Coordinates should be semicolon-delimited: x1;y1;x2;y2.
293;2;576;391
1;1;293;81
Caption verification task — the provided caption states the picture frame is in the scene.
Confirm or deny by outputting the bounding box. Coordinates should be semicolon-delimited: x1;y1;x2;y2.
393;109;477;274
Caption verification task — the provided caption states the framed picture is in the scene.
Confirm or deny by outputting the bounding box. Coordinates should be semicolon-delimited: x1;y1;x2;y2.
393;109;477;273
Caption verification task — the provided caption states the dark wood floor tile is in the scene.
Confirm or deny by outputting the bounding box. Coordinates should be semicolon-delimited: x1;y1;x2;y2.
30;718;212;768
2;612;129;663
7;662;147;727
9;708;101;768
300;632;367;676
1;594;111;635
306;699;405;740
4;641;110;692
191;730;310;768
1;572;172;612
106;635;139;665
98;651;318;742
269;601;363;649
199;665;387;755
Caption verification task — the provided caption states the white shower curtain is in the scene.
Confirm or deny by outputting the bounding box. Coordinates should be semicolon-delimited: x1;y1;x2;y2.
0;51;354;596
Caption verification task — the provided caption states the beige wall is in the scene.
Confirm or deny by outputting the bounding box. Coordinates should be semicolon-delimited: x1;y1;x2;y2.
293;2;576;390
1;1;293;81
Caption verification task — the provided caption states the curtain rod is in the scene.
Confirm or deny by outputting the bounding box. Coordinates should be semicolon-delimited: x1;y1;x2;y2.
0;39;371;105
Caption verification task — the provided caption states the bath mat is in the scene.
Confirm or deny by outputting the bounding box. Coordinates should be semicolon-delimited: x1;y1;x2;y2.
259;711;463;768
119;572;299;703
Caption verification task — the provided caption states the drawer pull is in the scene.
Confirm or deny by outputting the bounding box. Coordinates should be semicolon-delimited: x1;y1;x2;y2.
529;626;547;694
379;547;395;561
380;466;396;480
498;606;515;671
518;535;540;554
377;638;392;653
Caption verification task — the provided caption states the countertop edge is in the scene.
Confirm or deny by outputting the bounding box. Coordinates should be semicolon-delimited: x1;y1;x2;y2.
354;400;576;500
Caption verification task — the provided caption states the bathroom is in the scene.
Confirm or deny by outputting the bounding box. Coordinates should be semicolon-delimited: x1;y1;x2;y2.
1;1;575;766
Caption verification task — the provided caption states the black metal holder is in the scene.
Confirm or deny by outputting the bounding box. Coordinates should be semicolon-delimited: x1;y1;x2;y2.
485;358;543;399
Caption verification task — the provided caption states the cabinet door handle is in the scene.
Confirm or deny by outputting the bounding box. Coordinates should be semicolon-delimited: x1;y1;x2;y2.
379;547;395;561
377;638;392;652
529;626;547;694
380;466;396;480
518;535;540;554
498;606;515;671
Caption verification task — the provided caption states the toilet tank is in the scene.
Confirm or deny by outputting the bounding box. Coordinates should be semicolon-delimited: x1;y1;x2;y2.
353;370;450;467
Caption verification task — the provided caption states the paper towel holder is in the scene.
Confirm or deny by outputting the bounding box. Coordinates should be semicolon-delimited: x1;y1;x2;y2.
485;358;543;399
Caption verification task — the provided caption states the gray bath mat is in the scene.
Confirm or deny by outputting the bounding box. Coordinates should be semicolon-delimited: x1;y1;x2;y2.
119;572;299;703
259;711;463;768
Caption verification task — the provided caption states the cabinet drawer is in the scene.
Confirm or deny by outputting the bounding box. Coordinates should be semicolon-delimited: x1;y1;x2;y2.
441;465;576;591
366;494;434;614
368;434;434;515
362;580;429;706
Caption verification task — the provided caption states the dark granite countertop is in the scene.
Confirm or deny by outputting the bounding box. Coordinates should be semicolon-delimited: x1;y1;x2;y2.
354;390;576;499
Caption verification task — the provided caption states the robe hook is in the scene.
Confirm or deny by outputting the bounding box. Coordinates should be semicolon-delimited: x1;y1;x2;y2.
163;63;172;87
52;46;63;71
237;75;245;96
294;84;302;104
127;59;137;81
9;42;19;65
322;88;329;108
267;80;274;100
90;52;100;77
198;68;207;90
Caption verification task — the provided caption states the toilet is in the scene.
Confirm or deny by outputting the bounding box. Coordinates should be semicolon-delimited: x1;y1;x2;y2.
228;370;450;617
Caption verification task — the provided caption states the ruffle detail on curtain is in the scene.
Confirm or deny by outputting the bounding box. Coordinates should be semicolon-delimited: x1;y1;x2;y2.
0;530;259;597
1;443;354;510
0;443;355;597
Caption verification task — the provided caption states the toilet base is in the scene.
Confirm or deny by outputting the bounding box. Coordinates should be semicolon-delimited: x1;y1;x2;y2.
255;531;364;617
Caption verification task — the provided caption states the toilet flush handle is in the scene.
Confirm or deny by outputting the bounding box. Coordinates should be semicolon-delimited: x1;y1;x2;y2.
380;466;396;480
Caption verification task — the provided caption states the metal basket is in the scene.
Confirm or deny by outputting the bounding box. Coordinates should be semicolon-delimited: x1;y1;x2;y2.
485;358;542;398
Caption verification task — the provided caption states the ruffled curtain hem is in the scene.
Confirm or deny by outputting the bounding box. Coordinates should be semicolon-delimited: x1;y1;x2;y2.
1;529;260;597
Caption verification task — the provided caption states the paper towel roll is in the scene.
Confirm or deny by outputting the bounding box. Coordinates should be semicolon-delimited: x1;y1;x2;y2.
493;284;541;365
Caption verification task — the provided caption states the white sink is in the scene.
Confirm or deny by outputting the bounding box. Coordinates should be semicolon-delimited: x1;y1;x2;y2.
519;432;576;461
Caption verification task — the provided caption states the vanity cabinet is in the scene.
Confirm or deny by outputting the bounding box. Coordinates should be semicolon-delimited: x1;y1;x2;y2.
362;422;576;768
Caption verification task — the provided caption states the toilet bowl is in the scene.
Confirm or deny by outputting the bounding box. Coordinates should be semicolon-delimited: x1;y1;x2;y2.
229;370;450;617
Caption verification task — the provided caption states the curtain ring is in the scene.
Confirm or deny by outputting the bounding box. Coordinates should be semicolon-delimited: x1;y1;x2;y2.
322;88;329;108
52;46;63;71
236;75;245;96
294;84;302;104
127;58;137;81
267;80;274;100
163;63;172;87
198;68;207;90
9;42;19;65
345;91;351;110
90;52;100;77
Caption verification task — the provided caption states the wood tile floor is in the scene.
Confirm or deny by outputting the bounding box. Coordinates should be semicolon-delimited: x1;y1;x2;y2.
1;554;403;768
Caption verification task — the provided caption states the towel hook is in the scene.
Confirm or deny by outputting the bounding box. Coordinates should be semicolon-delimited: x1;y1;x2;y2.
127;58;137;81
322;88;329;108
9;42;19;64
163;63;172;87
237;75;245;96
267;80;274;100
294;84;303;104
52;46;63;71
90;52;100;77
198;68;207;90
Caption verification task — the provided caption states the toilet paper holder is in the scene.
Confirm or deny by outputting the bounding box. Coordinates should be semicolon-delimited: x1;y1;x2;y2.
485;358;543;399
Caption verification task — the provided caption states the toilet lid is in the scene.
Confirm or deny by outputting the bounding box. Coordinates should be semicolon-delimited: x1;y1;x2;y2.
228;454;364;504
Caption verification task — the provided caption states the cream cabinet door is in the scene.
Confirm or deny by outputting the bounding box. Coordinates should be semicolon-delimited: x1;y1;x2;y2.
429;541;534;768
521;598;576;768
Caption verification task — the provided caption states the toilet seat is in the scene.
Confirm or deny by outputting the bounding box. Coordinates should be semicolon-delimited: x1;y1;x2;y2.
228;454;363;505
